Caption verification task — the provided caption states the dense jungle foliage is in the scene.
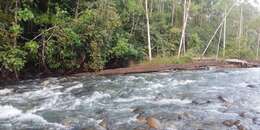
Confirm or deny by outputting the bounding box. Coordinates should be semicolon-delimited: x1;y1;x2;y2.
0;0;260;78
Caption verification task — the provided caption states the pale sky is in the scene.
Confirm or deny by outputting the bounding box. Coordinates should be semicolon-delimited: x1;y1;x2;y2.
249;0;260;7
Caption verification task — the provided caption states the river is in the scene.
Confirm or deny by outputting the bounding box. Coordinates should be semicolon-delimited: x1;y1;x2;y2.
0;68;260;130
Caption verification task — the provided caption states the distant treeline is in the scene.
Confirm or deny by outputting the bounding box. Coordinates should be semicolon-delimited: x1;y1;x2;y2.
0;0;260;79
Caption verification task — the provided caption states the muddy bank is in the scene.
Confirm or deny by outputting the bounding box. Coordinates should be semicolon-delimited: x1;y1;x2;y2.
99;59;260;76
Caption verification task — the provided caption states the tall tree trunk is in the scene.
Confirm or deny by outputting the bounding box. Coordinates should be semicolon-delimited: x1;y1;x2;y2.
223;8;227;57
202;4;236;56
257;34;260;59
13;0;19;47
41;35;50;73
75;0;80;19
178;0;187;57
171;0;175;26
178;0;191;58
145;0;152;61
216;25;223;59
13;0;19;80
238;6;243;52
150;0;153;16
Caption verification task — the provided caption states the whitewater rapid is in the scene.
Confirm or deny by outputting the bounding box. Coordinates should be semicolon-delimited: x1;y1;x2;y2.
0;68;260;130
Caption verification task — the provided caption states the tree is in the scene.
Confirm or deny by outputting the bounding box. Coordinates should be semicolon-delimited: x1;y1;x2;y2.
145;0;152;61
178;0;191;58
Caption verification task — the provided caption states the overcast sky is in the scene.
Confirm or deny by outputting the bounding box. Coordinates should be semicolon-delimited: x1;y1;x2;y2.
249;0;260;6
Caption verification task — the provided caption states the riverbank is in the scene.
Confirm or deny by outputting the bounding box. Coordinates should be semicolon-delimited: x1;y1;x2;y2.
98;58;260;76
1;58;260;85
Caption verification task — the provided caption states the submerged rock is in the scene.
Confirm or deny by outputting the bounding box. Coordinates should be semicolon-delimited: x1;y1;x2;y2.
237;125;247;130
253;117;260;125
218;95;229;103
218;95;233;108
132;107;145;114
239;112;246;118
192;99;211;105
246;84;256;88
177;112;195;120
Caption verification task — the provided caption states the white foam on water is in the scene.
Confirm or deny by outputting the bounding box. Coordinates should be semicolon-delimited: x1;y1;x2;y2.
0;88;13;95
84;91;111;103
65;83;83;92
67;98;81;110
174;80;195;85
0;105;66;129
115;116;137;126
49;84;64;90
14;113;66;129
150;83;164;89
0;105;22;120
147;98;192;105
126;76;138;80
157;72;171;75
15;113;48;123
27;91;63;113
138;83;164;91
102;79;112;83
114;96;154;103
253;106;260;113
249;96;260;113
23;89;60;100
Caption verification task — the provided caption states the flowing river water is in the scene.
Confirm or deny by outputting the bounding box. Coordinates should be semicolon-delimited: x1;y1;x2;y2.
1;68;260;130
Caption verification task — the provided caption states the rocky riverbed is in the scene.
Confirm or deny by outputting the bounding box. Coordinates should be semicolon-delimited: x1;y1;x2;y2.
0;68;260;130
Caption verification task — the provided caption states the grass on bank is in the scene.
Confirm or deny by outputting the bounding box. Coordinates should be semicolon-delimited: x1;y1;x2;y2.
139;55;193;66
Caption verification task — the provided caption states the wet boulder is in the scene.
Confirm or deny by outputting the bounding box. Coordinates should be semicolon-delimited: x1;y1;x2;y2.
221;120;247;130
234;120;241;126
237;125;247;130
223;120;247;130
218;95;233;108
136;113;147;124
191;99;211;105
132;107;145;114
223;120;236;127
135;114;162;129
146;116;161;129
98;119;108;130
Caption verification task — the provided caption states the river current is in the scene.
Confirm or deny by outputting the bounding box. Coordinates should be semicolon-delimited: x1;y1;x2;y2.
0;68;260;130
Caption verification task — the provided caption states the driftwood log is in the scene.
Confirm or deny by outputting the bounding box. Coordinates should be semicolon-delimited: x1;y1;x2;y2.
225;59;248;67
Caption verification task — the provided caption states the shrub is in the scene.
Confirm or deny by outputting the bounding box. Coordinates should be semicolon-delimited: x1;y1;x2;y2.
0;47;27;72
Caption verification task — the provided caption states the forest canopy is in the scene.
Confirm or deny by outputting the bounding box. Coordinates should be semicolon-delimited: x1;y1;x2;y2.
0;0;260;78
